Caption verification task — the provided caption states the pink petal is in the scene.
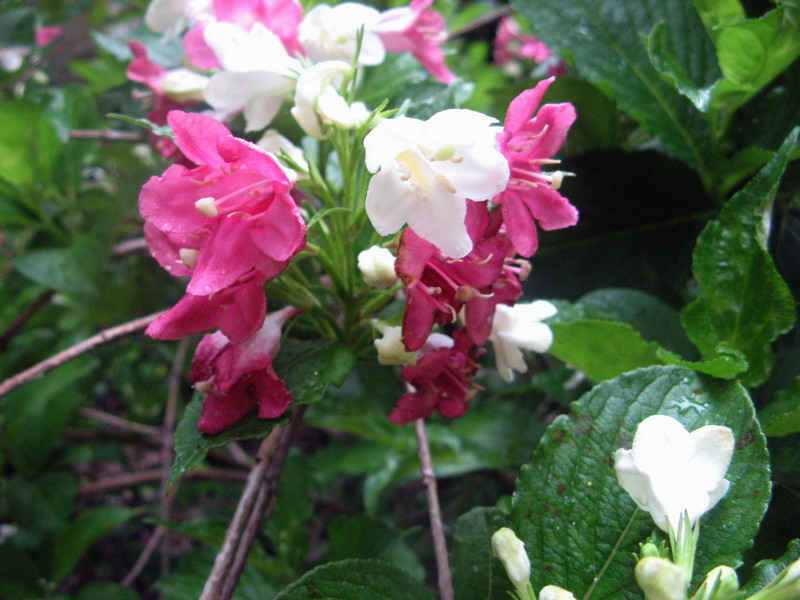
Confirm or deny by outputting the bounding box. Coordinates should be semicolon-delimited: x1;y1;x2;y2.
168;111;232;168
198;385;257;433
503;77;555;134
500;192;539;257
401;285;439;351
143;221;196;277
525;186;579;231
254;365;293;418
184;26;222;70
247;193;306;261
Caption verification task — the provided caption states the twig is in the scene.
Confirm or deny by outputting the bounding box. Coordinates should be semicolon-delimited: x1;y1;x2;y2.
80;407;162;439
71;129;143;141
415;418;454;600
0;289;55;352
78;468;248;496
0;311;163;398
113;237;148;256
122;525;167;587
447;5;512;39
201;406;306;600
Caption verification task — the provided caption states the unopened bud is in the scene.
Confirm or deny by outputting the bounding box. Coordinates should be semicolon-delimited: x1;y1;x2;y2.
635;557;687;600
693;566;738;600
491;528;531;598
539;585;577;600
373;322;416;366
640;543;662;559
358;246;397;288
195;197;218;218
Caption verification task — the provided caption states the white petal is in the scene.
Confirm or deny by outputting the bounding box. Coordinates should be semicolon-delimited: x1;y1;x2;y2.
364;116;424;172
365;169;417;235
243;94;284;131
407;188;471;258
205;71;292;114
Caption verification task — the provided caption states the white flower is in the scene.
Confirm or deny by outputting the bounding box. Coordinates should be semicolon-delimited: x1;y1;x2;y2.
291;61;371;140
358;246;397;288
539;586;578;600
256;129;308;181
364;110;509;258
373;322;416;365
298;2;385;66
491;528;532;599
202;22;300;131
614;415;734;533
489;301;556;382
161;68;209;102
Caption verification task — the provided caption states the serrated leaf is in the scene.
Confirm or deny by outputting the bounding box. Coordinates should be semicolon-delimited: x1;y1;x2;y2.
451;507;511;600
51;506;136;583
759;376;800;437
274;559;435;600
657;347;748;378
511;366;770;599
170;342;355;483
738;539;800;598
681;129;798;387
513;0;718;179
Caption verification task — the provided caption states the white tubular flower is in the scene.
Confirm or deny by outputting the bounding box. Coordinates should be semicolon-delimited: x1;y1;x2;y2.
161;68;209;102
635;557;688;600
298;2;385;66
491;528;533;600
539;586;578;600
358;246;397;288
145;0;187;38
364;109;509;258
373;322;416;366
490;301;557;382
291;61;370;140
202;22;300;131
256;129;308;181
614;415;734;533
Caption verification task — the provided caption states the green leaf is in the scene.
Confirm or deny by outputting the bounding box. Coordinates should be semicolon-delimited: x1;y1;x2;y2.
51;506;136;584
73;582;140;600
326;516;425;581
712;8;800;110
681;128;798;387
0;544;41;600
0;100;60;190
510;365;770;599
738;539;800;598
451;507;511;600
657;348;748;378
759;376;800;437
170;342;354;483
549;319;665;382
274;559;435;600
692;0;745;35
106;112;174;138
513;0;719;179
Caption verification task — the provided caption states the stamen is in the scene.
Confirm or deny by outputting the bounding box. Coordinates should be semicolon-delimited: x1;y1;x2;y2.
178;248;199;269
195;197;219;217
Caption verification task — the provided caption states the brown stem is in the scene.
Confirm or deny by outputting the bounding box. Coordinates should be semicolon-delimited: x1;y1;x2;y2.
0;312;164;398
0;289;55;353
415;418;454;600
447;5;512;39
201;406;306;600
71;129;142;141
113;238;148;256
78;468;247;496
122;525;166;587
79;407;162;440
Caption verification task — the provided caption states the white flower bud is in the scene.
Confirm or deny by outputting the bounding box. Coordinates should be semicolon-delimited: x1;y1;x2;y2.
635;557;688;600
491;528;531;595
539;586;578;600
358;246;397;288
373;323;416;366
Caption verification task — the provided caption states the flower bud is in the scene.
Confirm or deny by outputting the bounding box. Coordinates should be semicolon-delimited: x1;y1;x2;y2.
358;246;397;288
635;557;688;600
640;543;663;559
539;585;577;600
373;322;416;366
693;566;738;600
491;527;531;598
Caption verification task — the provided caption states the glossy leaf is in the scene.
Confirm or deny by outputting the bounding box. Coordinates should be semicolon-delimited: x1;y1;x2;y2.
451;507;511;600
759;376;800;437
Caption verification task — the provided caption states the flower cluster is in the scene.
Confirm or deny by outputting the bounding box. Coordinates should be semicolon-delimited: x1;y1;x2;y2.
132;0;578;432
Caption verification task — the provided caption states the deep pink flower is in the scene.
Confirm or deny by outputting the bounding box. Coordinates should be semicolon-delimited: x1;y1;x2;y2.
35;25;63;47
396;203;506;351
190;306;300;433
184;0;303;68
493;77;578;257
145;270;268;344
390;330;483;424
494;17;550;67
139;110;306;297
374;0;456;84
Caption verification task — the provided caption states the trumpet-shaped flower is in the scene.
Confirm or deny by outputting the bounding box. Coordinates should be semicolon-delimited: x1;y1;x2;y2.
298;2;385;66
191;306;300;433
491;527;532;600
202;22;301;131
139;110;306;297
374;0;455;83
291;61;371;140
365;109;509;258
489;300;556;382
494;78;578;257
614;415;734;533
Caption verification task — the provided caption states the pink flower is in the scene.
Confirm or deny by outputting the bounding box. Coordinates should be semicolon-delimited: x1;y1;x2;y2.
190;306;300;433
493;77;578;257
390;330;483;424
374;0;455;84
35;25;63;47
395;203;506;351
493;17;564;77
139;110;306;297
145;270;267;343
